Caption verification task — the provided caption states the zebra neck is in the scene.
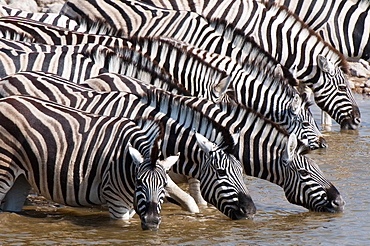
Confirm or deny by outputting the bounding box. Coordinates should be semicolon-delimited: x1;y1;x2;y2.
142;87;235;154
216;102;289;185
89;46;191;96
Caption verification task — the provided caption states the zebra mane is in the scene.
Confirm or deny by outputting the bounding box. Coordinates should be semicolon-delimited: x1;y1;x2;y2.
130;36;233;100
261;0;349;74
88;45;192;96
134;117;164;168
0;30;35;43
207;17;298;86
134;35;228;80
76;15;126;36
217;101;310;154
143;88;236;154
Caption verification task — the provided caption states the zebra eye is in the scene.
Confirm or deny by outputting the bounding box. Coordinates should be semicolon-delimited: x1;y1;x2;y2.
298;169;310;176
216;168;227;177
136;179;143;186
302;121;310;127
338;84;347;91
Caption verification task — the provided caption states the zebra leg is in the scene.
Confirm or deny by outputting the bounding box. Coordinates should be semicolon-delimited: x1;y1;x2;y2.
188;178;208;206
168;172;207;206
165;174;199;213
0;175;31;212
105;201;136;220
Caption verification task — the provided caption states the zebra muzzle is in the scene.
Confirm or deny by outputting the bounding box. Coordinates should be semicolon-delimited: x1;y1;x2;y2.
140;202;161;230
229;192;256;220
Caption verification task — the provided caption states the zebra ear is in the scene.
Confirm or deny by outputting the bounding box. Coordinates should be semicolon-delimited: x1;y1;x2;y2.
195;132;216;154
231;132;240;146
128;146;144;165
274;64;285;78
286;133;298;161
291;94;302;115
289;64;297;78
318;55;335;75
159;153;180;171
213;76;231;97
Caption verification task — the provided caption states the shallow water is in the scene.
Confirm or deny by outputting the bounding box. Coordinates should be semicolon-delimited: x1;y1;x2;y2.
0;94;369;245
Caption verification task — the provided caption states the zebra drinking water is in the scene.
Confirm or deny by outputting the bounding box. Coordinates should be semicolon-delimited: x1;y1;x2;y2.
0;71;256;220
0;97;179;230
82;72;346;213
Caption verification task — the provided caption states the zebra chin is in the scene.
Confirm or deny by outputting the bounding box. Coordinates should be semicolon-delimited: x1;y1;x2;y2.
339;107;361;130
137;201;162;231
224;192;257;220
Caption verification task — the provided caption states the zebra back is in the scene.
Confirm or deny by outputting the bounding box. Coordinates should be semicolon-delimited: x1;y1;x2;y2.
0;16;131;48
264;0;370;60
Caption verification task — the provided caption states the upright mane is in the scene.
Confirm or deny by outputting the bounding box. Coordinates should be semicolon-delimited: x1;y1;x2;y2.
88;45;192;96
207;18;298;86
134;117;164;168
217;100;310;154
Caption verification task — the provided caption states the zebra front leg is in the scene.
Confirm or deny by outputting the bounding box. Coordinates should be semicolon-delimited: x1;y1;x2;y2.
0;175;31;212
168;172;207;206
188;178;207;206
165;174;199;213
106;201;136;220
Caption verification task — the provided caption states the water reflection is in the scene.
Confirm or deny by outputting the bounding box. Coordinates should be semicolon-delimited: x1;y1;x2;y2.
0;94;369;245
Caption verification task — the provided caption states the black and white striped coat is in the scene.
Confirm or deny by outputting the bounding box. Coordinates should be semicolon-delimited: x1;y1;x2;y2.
0;71;256;220
265;0;370;61
4;70;343;213
61;0;360;129
0;96;178;230
0;36;324;149
82;72;346;213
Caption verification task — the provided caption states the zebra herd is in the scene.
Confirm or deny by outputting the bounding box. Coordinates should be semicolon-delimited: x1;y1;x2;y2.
0;0;362;230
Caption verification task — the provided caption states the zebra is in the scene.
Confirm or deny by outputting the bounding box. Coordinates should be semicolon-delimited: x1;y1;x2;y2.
78;71;346;213
60;0;361;129
118;36;325;149
0;35;324;150
264;0;370;61
0;71;344;212
0;5;83;31
0;71;256;219
81;73;344;212
0;97;179;230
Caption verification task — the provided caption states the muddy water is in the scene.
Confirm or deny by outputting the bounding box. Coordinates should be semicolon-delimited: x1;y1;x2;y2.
0;94;369;245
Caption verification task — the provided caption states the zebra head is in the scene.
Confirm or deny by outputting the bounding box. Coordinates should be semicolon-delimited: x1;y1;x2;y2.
282;134;345;212
195;132;256;220
129;145;179;231
293;93;327;150
313;55;361;130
